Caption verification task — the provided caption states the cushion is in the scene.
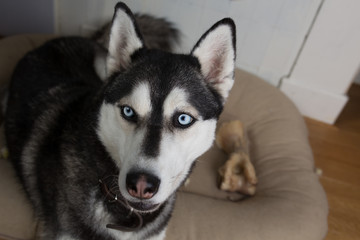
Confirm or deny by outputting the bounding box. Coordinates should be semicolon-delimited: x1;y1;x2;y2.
172;69;329;240
0;35;328;240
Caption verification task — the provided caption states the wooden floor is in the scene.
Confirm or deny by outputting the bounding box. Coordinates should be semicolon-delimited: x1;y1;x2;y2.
306;83;360;240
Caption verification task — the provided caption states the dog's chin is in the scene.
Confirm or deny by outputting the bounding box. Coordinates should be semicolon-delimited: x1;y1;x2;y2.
127;200;161;213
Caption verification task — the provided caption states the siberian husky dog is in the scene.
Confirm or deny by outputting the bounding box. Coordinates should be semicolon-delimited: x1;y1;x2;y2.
5;2;236;240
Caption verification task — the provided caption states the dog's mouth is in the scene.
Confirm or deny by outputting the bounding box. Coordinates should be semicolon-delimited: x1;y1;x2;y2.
126;200;160;213
99;177;161;213
99;176;163;232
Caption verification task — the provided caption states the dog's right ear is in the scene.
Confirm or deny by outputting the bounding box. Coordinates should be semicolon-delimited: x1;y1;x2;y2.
191;18;236;103
106;2;144;76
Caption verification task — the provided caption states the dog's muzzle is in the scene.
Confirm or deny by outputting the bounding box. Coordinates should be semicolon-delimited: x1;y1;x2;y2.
99;175;162;232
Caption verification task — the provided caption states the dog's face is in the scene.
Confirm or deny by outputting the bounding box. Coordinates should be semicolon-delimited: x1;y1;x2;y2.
97;3;236;212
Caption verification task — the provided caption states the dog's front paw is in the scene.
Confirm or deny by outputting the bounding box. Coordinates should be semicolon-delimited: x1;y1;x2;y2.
218;152;257;196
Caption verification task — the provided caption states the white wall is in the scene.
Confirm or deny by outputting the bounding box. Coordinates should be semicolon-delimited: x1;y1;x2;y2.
280;0;360;124
55;0;322;86
4;0;357;124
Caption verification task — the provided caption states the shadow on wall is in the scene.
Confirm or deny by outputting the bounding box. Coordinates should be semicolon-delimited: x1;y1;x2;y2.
0;0;54;36
353;68;360;85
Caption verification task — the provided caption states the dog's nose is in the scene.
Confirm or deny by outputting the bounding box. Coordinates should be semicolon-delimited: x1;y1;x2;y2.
126;172;160;199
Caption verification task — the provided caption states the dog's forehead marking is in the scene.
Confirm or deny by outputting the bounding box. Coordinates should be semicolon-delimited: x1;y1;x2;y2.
163;87;199;118
119;82;152;116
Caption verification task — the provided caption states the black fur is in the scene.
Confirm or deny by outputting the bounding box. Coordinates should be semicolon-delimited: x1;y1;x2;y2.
92;11;180;52
4;37;178;239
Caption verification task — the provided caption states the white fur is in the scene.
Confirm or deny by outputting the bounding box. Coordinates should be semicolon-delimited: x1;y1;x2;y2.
107;7;143;75
56;200;167;240
147;229;166;240
94;47;108;81
97;84;217;208
151;119;217;202
97;83;152;168
117;117;216;206
120;82;152;117
57;235;78;240
163;87;199;119
192;24;235;100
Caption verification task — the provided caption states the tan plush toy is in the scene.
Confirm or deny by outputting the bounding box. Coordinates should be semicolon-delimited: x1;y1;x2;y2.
216;120;258;196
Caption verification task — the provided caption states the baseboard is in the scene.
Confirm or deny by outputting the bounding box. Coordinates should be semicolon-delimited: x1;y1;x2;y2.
280;78;348;124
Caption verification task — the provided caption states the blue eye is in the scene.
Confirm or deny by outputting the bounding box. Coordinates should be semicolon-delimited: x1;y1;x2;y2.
176;113;194;128
123;106;134;117
120;106;137;122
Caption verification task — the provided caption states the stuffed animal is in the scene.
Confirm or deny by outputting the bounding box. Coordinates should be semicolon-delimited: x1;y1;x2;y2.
216;120;257;196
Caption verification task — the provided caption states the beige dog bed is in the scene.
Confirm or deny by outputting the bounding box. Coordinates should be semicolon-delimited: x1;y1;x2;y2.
0;35;328;240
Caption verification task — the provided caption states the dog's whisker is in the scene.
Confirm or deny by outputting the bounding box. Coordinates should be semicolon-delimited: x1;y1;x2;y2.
110;187;120;194
169;173;188;184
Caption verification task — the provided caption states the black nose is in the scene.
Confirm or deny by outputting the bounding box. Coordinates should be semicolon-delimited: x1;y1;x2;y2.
126;172;160;199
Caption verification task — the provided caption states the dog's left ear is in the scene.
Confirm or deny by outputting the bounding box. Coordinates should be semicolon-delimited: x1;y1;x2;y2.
191;18;236;102
107;2;145;76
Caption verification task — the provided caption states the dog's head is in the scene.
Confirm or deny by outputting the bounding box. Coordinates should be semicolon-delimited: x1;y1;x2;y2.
97;2;236;212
